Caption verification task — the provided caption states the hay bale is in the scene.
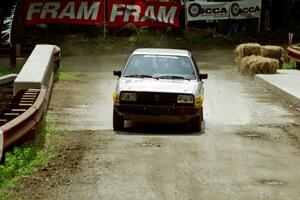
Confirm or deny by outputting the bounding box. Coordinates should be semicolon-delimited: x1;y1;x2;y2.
249;63;259;76
243;43;261;57
235;57;242;67
239;55;260;75
261;45;283;60
235;43;261;59
267;58;279;73
239;55;279;76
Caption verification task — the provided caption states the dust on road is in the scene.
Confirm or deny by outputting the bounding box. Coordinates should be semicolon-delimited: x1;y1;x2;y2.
10;48;300;200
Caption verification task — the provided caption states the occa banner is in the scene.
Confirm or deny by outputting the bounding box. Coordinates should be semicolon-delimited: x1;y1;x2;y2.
230;0;261;19
107;0;182;27
186;1;230;21
24;0;104;25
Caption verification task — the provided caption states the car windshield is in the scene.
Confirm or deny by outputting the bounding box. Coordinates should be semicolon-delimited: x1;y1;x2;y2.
123;54;196;80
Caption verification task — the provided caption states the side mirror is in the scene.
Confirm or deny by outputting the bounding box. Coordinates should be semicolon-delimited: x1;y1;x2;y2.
199;73;208;80
113;70;121;77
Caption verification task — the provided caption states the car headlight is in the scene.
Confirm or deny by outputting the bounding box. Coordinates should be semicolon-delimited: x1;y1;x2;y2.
177;94;194;104
120;92;137;102
194;96;204;108
112;91;119;103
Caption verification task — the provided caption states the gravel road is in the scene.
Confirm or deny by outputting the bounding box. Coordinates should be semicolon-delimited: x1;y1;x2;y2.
11;48;300;200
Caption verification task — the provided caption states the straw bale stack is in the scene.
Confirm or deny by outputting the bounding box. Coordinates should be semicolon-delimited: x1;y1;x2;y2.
239;55;279;76
239;55;258;75
235;43;261;59
261;45;283;60
235;43;262;67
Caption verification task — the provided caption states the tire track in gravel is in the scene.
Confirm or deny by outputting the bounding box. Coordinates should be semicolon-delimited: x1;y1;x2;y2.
10;130;115;200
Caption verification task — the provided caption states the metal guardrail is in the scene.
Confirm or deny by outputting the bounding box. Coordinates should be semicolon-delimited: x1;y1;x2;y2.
0;88;45;164
1;88;45;148
0;44;60;164
0;89;39;126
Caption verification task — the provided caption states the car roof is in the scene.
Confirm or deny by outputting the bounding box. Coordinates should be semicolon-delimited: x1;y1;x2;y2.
132;48;191;57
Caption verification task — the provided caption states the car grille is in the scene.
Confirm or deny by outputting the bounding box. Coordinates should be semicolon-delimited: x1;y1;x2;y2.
139;92;177;106
121;92;192;106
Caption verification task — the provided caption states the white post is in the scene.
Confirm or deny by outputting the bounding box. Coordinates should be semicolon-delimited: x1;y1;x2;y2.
103;0;107;38
257;17;261;33
0;129;4;164
185;0;188;35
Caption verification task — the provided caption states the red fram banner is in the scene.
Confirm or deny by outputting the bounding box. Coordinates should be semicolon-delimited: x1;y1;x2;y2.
24;0;104;25
107;0;182;27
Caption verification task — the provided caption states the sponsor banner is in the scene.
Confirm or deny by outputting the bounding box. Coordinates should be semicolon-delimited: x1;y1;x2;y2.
230;0;261;19
24;0;104;25
107;0;182;27
186;1;230;21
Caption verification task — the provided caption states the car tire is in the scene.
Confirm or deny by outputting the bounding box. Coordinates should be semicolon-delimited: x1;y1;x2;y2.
200;107;204;122
190;107;203;132
113;108;124;131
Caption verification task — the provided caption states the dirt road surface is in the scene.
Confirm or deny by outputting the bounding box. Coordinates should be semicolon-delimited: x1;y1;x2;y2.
11;49;300;200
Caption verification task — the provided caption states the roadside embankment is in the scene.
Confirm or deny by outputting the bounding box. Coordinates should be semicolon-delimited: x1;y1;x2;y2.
255;70;300;109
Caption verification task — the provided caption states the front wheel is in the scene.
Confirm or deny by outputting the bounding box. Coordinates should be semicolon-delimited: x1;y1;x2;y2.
190;107;203;132
113;108;124;131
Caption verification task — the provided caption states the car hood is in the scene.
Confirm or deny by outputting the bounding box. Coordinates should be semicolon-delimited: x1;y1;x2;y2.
118;77;198;94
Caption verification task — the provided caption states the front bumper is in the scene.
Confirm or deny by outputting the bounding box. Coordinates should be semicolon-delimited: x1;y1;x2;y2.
114;103;200;123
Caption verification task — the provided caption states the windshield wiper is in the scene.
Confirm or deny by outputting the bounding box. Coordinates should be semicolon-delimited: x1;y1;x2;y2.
156;75;190;80
125;74;156;79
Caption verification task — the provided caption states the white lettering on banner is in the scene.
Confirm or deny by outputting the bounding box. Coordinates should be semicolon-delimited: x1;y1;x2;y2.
124;5;141;22
110;4;177;24
157;6;176;24
77;2;100;20
141;6;156;21
110;4;125;22
26;2;100;21
27;2;43;20
40;2;60;19
58;2;75;19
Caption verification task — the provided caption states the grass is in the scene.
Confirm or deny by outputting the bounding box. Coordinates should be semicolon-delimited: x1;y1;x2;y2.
0;119;68;200
0;65;22;77
55;68;80;81
282;60;297;69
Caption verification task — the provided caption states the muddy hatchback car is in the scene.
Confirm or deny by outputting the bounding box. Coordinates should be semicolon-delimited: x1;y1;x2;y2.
112;48;207;131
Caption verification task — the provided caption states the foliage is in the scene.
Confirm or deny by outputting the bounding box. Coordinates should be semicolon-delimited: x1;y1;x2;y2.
22;24;290;57
55;68;80;82
282;60;297;70
41;28;241;56
0;120;66;199
0;64;22;77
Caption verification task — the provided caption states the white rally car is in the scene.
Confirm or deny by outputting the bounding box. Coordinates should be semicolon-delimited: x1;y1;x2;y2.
112;48;208;132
